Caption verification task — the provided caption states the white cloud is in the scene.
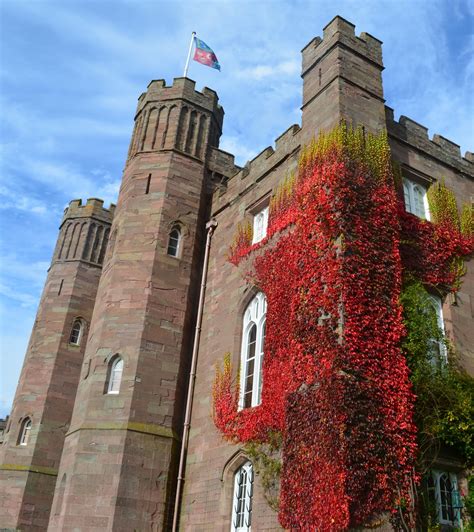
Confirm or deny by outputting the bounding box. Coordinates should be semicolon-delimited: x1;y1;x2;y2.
0;186;49;215
238;59;300;81
219;136;256;166
0;283;38;308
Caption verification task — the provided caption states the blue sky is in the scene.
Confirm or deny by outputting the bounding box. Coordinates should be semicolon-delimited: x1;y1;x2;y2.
0;0;473;418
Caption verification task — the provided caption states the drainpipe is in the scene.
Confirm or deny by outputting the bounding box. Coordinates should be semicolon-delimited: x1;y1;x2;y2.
172;218;218;532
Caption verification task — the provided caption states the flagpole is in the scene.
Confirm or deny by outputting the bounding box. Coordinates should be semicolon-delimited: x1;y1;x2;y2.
183;31;196;78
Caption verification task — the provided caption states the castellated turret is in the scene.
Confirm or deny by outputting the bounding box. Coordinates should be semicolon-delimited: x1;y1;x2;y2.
0;199;114;531
301;16;385;141
47;78;226;531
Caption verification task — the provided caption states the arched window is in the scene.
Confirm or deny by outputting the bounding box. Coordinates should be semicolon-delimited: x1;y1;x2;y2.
106;356;123;394
167;226;181;257
240;292;267;409
231;461;254;531
431;470;461;526
18;417;32;446
69;319;83;345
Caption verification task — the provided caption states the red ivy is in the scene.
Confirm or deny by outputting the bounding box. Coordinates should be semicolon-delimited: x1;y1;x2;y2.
214;131;473;530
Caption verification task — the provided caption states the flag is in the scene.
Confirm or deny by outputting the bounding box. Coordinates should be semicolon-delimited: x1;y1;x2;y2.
193;37;221;71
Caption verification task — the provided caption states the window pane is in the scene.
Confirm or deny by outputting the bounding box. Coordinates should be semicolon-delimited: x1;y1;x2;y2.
403;181;411;213
70;321;82;345
19;419;31;445
252;207;269;244
167;229;180;256
413;185;425;218
108;358;123;393
232;463;253;531
240;294;267;409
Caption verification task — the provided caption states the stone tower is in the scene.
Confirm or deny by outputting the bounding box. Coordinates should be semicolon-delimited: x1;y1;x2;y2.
0;199;113;530
48;78;227;531
301;16;385;142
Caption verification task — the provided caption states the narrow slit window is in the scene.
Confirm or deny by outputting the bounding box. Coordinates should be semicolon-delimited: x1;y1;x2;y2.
167;227;181;257
18;418;32;446
106;356;123;394
145;173;151;194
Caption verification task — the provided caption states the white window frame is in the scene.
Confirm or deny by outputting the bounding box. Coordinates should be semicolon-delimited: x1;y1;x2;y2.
403;177;430;220
252;206;269;244
69;319;83;346
231;461;254;532
167;226;181;257
18;418;32;446
239;293;266;409
432;470;462;526
107;356;123;394
427;295;447;365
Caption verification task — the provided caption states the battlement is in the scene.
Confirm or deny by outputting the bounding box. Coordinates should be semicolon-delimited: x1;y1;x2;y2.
214;124;301;210
62;198;115;226
385;107;474;177
207;147;241;179
302;16;383;77
300;16;385;138
128;77;224;162
136;77;223;123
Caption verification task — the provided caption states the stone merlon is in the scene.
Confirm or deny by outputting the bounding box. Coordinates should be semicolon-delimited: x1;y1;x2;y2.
62;198;115;226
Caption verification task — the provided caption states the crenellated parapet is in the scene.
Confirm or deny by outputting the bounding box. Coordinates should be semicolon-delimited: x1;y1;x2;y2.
301;16;385;138
54;198;115;266
386;107;474;178
127;77;224;162
302;16;383;78
213;124;302;211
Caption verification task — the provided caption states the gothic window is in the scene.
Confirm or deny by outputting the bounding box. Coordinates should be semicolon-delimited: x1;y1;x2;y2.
430;470;462;526
403;178;429;219
167;226;181;257
106;356;123;394
240;293;267;409
18;417;32;446
231;461;254;532
427;295;447;365
252;206;269;244
69;319;83;346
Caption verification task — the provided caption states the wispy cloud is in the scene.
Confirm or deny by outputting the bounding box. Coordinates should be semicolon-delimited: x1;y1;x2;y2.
237;59;300;81
0;186;48;215
0;283;38;308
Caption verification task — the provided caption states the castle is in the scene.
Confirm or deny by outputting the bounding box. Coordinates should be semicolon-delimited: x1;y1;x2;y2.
0;16;473;531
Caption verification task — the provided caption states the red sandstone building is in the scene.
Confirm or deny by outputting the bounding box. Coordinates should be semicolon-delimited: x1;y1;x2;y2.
0;17;472;531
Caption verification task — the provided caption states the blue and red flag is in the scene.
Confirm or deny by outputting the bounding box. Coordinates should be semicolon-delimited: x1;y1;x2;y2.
193;37;221;71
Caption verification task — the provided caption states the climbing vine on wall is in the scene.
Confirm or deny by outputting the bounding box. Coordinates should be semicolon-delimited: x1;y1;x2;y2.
213;124;474;531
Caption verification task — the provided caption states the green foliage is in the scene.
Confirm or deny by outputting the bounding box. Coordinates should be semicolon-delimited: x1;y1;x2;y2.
427;180;460;229
401;281;474;469
461;202;474;238
244;431;282;512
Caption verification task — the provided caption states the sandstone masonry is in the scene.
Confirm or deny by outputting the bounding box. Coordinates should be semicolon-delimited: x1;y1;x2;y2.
0;16;472;532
